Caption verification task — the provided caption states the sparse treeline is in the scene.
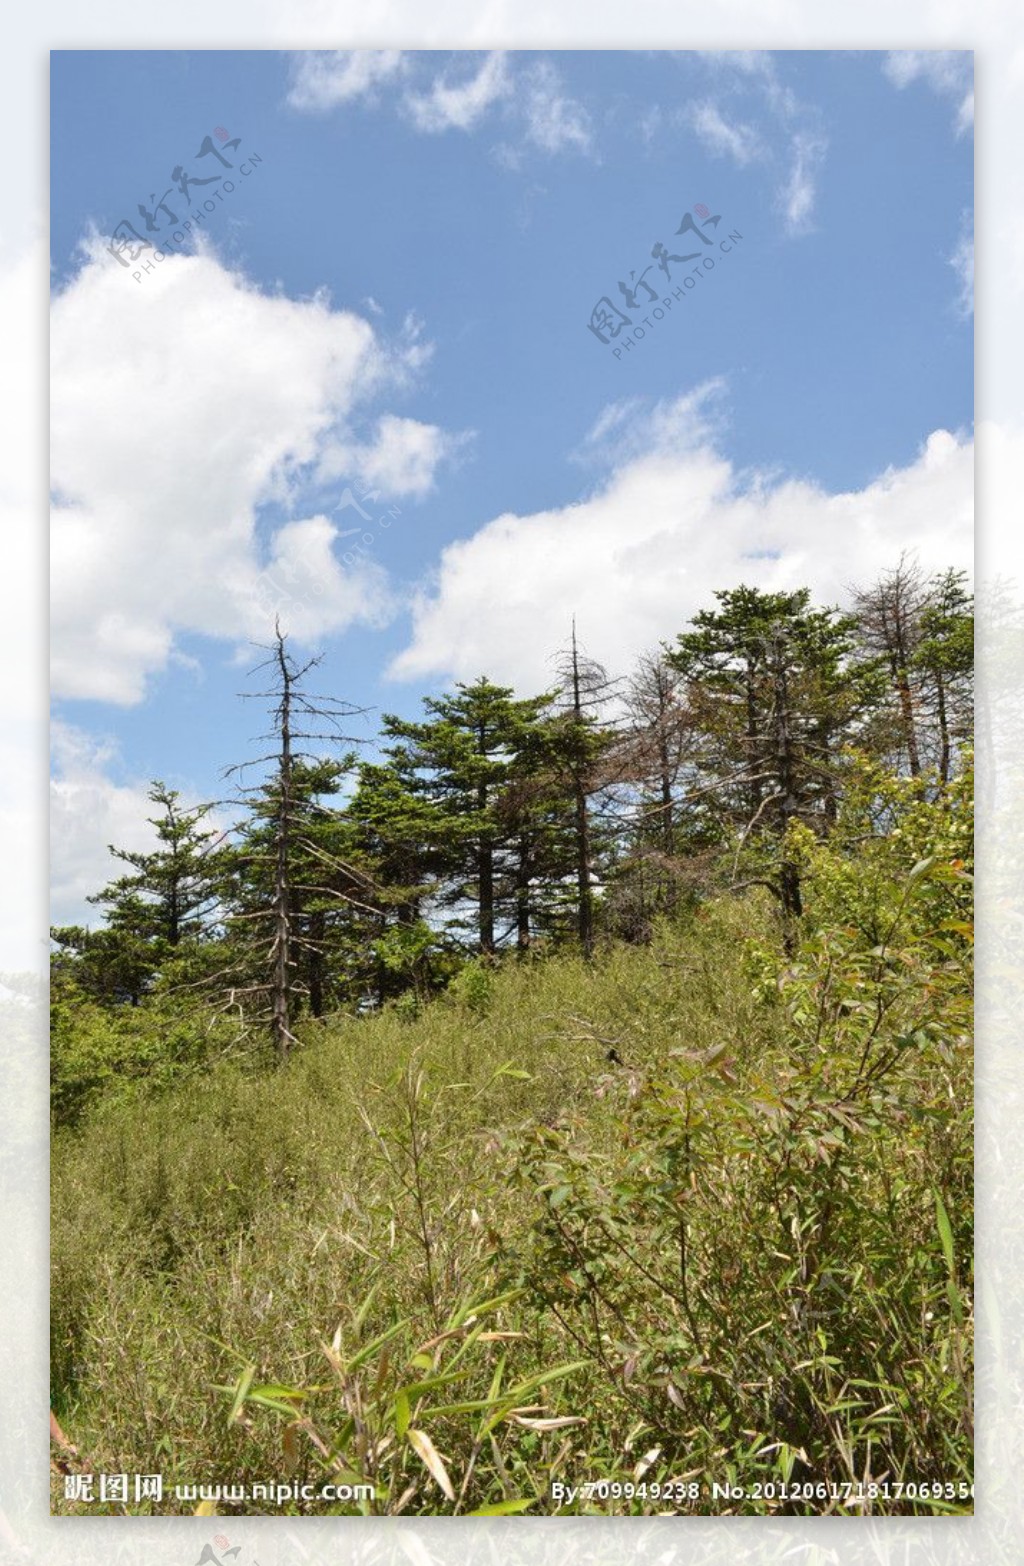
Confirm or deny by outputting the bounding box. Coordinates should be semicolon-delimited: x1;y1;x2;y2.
50;558;972;1087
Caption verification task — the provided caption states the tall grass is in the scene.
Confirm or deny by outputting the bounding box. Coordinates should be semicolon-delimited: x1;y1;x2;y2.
51;892;972;1516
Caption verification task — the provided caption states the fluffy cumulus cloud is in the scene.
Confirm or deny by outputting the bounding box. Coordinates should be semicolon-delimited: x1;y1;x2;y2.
50;722;164;929
389;386;974;693
318;414;472;498
883;51;974;136
51;241;462;706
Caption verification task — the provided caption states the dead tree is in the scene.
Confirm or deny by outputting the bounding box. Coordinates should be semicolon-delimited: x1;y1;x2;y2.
550;622;618;960
223;622;371;1062
851;553;928;777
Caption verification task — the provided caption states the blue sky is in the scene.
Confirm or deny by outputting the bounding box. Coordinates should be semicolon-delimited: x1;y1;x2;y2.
50;48;974;924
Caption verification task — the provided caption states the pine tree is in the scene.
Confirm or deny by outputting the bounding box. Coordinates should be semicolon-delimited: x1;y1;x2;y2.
542;625;619;958
666;586;883;940
376;678;553;956
50;783;221;1005
913;569;974;783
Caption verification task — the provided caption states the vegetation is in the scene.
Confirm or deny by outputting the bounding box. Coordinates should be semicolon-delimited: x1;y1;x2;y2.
51;565;973;1516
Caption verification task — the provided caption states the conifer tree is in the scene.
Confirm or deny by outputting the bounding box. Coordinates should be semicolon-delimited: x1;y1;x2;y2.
50;783;221;1004
376;678;553;955
666;586;883;939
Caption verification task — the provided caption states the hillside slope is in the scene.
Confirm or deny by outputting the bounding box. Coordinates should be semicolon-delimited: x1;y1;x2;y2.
52;882;973;1517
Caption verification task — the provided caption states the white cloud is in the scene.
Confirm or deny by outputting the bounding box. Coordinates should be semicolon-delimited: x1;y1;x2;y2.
572;380;728;469
389;392;973;694
286;50;409;112
779;129;828;234
319;414;473;499
697;50;799;120
522;60;593;155
50;722;164;929
688;101;765;166
288;50;594;164
405;51;511;134
689;54;824;234
883;51;974;136
950;212;974;316
51;241;459;705
700;50;774;77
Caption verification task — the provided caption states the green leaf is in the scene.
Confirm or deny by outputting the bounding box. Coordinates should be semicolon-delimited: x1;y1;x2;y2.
226;1363;256;1425
394;1388;411;1440
347;1316;412;1372
466;1497;536;1515
934;1190;955;1277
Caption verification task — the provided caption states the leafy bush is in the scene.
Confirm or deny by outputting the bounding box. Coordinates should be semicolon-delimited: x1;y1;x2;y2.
503;796;973;1513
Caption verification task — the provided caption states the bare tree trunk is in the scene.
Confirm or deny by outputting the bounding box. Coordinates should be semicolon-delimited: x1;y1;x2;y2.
477;769;495;955
853;556;926;778
570;622;595;959
515;833;531;954
271;630;294;1061
935;670;951;784
883;602;922;777
771;628;803;951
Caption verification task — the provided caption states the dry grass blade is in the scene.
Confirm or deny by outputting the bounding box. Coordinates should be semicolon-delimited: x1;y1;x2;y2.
406;1427;455;1501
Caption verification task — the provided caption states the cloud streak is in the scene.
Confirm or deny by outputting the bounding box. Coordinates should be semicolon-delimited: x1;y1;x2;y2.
405;51;511;133
688;101;766;166
883;51;974;137
286;50;409;112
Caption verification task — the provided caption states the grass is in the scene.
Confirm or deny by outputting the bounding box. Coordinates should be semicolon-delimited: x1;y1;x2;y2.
51;892;973;1517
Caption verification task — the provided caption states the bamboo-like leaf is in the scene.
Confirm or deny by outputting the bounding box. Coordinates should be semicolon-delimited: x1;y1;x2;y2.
194;1498;217;1516
247;1383;307;1417
466;1497;536;1515
934;1190;955;1278
634;1445;662;1480
510;1415;587;1430
394;1389;411;1440
353;1277;382;1334
227;1363;256;1425
504;1361;589;1400
395;1369;472;1401
347;1316;412;1371
406;1427;455;1501
448;1289;523;1330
